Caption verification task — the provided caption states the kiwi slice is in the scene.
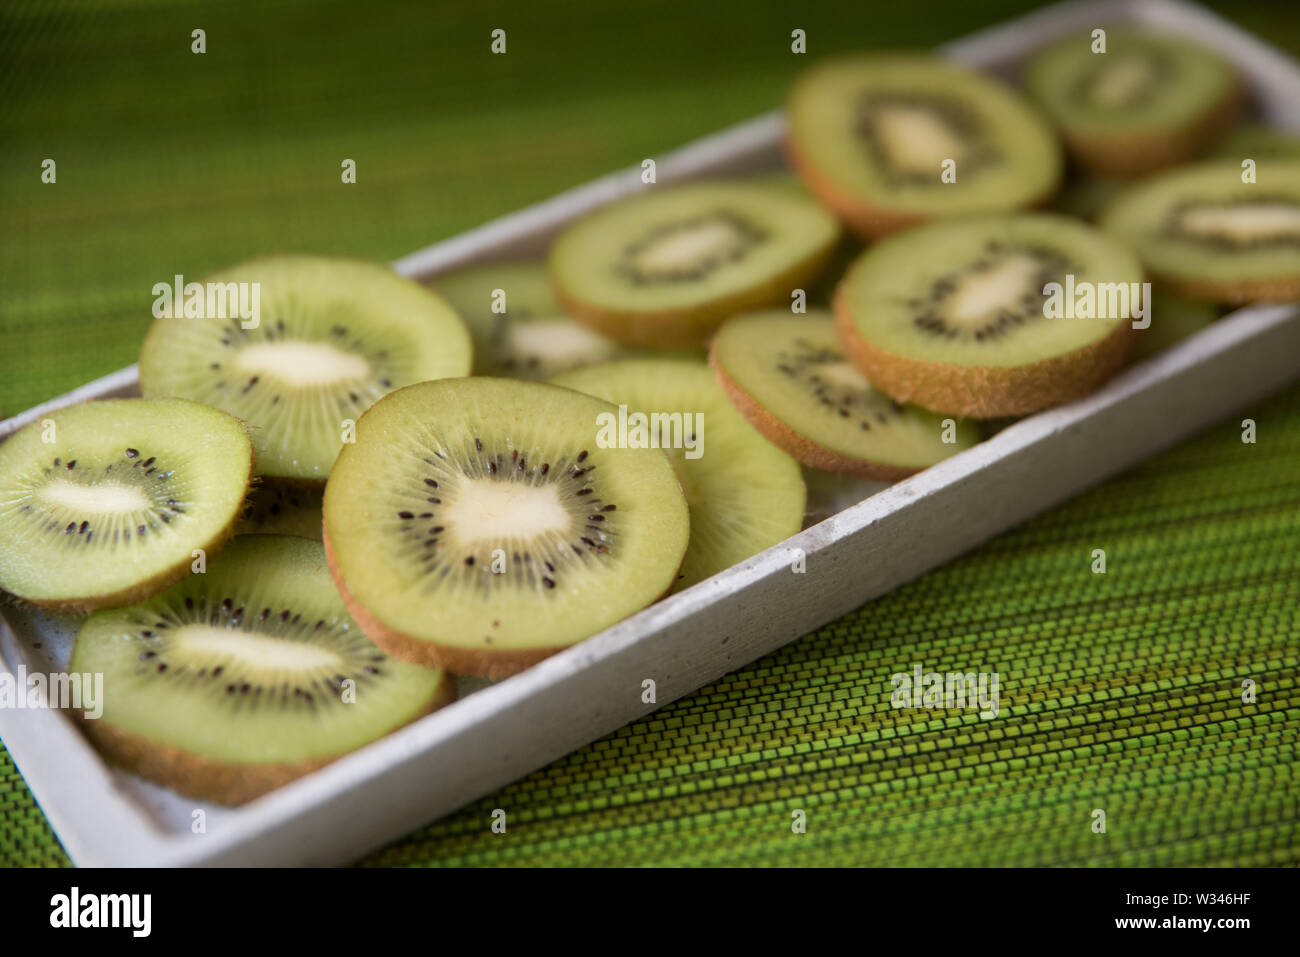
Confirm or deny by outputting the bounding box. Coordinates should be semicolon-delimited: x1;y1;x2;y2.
551;359;805;590
139;255;472;481
323;378;690;678
548;180;839;348
70;535;451;805
1132;289;1218;362
0;399;252;612
1099;159;1300;303
786;55;1062;240
834;213;1143;418
432;261;626;379
235;483;324;540
710;311;980;479
1025;30;1241;176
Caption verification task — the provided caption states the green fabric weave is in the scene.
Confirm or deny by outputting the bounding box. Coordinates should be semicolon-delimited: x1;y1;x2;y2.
1;0;1298;867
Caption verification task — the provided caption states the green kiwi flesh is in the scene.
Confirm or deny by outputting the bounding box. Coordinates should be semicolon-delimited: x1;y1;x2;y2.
1212;124;1300;161
323;378;690;677
139;255;472;481
69;535;449;804
1098;160;1300;301
711;311;980;478
786;55;1062;236
1025;29;1239;173
552;358;805;590
548;180;840;347
432;261;626;379
235;483;324;540
0;399;252;611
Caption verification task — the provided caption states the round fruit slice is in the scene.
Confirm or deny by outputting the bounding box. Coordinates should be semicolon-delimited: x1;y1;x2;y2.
834;213;1143;418
1098;159;1300;302
710;311;980;479
140;255;472;481
1025;30;1241;176
1212;124;1300;162
235;483;323;540
0;399;252;612
323;378;690;677
432;261;626;379
548;179;840;347
551;359;804;590
786;55;1062;240
69;535;451;805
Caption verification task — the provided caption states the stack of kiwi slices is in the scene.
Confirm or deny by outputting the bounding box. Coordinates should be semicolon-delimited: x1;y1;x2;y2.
3;25;1293;806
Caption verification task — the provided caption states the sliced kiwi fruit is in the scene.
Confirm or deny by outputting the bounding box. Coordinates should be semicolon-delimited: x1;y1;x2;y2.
1025;29;1241;176
69;535;451;805
431;261;626;379
235;483;324;540
139;255;472;482
551;359;805;590
1132;289;1218;362
710;311;980;479
548;180;840;348
323;378;690;678
1098;159;1300;302
0;399;252;612
786;55;1062;240
834;213;1143;418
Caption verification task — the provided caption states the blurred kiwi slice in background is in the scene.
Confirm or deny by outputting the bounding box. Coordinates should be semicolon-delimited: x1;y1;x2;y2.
140;255;472;482
70;535;452;805
1025;29;1241;176
323;378;690;677
548;180;839;348
0;399;252;612
1131;289;1218;362
711;311;979;479
834;213;1143;418
786;55;1062;239
1211;124;1300;161
553;358;805;590
1098;159;1300;302
432;261;627;379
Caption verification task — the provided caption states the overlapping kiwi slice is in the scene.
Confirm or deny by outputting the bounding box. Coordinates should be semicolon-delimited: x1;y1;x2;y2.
0;399;252;611
235;483;324;540
552;359;805;590
835;213;1143;418
711;311;979;479
323;378;690;677
548;180;840;348
139;255;472;481
70;535;451;805
432;261;627;379
1025;29;1241;176
1098;159;1300;302
786;55;1062;239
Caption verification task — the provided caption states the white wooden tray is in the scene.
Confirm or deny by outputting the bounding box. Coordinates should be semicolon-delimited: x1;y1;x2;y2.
2;0;1299;867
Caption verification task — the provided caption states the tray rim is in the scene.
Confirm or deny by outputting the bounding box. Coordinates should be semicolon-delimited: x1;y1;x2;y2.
3;0;1300;867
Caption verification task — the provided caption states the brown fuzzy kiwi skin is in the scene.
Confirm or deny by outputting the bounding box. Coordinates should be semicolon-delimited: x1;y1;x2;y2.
323;523;565;680
76;678;454;806
782;137;1061;242
833;289;1137;418
552;243;838;349
708;347;918;482
1058;80;1245;178
12;431;256;616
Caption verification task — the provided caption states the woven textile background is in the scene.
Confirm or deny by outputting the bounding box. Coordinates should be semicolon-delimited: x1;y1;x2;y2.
1;0;1297;867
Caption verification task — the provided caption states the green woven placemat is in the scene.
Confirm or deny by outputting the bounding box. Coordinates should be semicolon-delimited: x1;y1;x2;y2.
2;0;1298;867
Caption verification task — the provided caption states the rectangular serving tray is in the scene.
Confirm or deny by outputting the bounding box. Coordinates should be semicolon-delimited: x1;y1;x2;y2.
2;0;1299;867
